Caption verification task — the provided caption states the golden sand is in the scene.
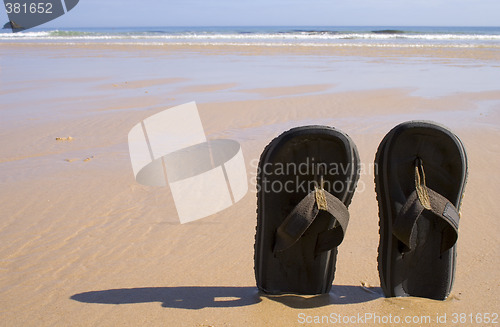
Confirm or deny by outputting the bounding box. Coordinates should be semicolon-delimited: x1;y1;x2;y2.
0;43;499;326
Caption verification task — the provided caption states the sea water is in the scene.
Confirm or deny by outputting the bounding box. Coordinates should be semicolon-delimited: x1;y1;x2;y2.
1;26;500;48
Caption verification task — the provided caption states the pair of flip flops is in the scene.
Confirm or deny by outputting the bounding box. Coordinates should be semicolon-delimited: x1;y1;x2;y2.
254;121;467;300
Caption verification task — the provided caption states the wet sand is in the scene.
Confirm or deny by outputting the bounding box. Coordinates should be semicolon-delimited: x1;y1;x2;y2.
0;43;499;326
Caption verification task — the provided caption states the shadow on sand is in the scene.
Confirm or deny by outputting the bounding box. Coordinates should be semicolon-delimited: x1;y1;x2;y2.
71;285;382;309
264;284;383;309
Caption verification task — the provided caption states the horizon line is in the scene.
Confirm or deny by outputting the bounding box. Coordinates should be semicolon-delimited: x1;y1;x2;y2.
14;24;500;29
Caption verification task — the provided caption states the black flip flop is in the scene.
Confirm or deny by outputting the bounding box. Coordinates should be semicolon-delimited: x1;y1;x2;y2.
254;126;360;295
375;121;467;300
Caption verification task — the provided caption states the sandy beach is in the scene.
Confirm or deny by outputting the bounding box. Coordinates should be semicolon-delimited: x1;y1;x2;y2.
1;42;499;326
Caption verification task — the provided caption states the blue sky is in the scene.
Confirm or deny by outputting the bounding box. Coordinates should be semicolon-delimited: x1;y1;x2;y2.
2;0;500;27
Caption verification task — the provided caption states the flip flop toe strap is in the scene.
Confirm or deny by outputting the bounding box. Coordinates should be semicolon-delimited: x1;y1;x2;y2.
273;188;349;255
393;188;460;254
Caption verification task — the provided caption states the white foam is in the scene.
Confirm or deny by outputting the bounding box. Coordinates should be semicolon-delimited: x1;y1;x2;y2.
1;30;500;49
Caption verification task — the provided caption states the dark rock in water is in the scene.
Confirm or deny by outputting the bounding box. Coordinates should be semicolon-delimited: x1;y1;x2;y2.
372;29;405;34
3;21;23;30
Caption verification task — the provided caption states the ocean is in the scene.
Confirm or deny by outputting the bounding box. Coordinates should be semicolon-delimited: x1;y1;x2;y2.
1;26;500;48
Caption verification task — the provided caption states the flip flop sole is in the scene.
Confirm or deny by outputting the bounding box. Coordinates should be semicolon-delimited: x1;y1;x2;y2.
375;121;467;300
254;125;359;295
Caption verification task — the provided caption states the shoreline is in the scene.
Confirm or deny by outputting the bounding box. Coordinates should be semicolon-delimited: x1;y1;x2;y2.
2;42;500;60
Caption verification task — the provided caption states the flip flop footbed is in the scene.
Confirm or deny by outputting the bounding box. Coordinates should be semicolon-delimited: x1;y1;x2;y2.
375;121;467;300
255;126;359;295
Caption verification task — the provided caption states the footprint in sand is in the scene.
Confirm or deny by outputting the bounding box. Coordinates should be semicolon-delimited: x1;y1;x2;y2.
56;136;74;141
64;156;95;163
